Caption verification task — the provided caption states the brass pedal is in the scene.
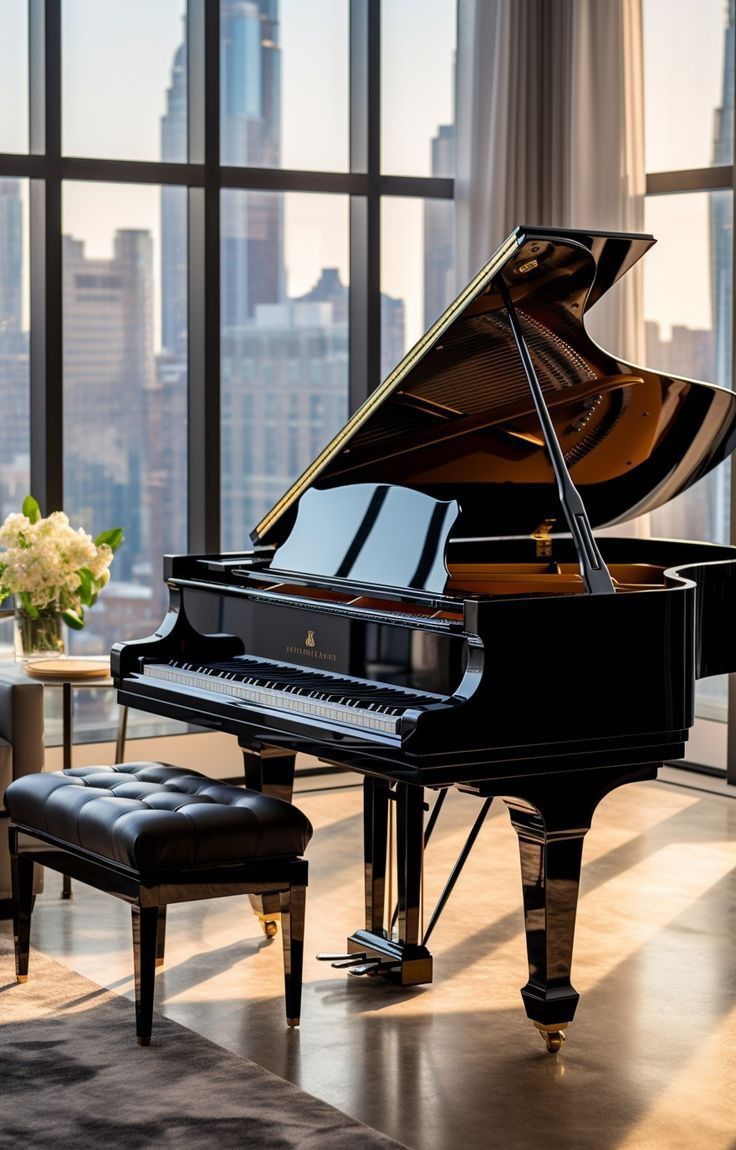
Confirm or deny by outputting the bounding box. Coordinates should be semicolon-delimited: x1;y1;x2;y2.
331;956;371;969
316;952;364;963
347;961;384;977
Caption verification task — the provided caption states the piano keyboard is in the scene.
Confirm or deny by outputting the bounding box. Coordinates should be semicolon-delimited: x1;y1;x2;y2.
142;656;446;735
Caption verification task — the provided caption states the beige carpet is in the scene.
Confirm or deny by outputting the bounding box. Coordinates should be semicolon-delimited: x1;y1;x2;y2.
0;926;406;1149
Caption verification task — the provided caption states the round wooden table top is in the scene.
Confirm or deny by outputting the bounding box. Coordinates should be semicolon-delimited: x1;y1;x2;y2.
24;657;111;681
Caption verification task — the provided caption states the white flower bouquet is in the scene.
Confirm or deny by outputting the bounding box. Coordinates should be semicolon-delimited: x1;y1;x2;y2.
0;495;123;656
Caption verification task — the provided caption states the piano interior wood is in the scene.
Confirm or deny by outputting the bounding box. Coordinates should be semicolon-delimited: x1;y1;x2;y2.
248;564;666;609
447;561;666;596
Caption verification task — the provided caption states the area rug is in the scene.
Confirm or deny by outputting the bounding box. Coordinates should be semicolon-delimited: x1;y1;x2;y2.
0;929;407;1149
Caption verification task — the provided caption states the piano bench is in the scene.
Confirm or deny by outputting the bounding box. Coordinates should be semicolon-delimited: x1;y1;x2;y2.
5;762;312;1045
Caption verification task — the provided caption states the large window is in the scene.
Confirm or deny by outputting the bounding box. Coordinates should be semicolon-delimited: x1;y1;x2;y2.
644;1;734;751
0;0;456;743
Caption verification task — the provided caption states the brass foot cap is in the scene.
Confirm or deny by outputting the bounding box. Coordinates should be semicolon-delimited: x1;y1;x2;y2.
137;1036;151;1047
16;975;28;983
155;958;165;968
533;1023;567;1054
287;1018;300;1028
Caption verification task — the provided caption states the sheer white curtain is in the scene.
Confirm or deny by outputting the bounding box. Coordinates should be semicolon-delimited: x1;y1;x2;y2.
455;0;646;364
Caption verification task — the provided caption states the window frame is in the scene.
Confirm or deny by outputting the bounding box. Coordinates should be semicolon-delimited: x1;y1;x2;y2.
644;33;736;780
0;0;455;555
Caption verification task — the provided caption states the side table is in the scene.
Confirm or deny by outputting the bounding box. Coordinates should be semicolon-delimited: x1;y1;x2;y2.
0;657;129;898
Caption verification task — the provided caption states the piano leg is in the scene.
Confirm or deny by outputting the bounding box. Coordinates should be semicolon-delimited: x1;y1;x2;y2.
239;741;297;937
364;775;390;935
504;762;658;1052
395;782;424;949
239;740;297;804
345;778;433;986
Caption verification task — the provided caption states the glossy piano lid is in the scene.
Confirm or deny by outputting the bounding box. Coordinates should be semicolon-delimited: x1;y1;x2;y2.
254;225;736;545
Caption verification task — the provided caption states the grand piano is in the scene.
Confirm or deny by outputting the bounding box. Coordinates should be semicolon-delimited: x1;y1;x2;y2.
113;226;736;1052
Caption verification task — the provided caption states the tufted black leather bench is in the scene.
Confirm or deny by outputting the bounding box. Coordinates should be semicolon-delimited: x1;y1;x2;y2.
5;762;312;1044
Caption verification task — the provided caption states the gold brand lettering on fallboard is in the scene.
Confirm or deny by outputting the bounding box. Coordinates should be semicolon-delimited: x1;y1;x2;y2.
285;630;338;663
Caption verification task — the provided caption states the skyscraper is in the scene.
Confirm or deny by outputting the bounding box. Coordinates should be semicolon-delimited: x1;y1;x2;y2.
424;124;455;331
161;36;187;359
0;178;29;520
703;0;734;543
63;229;155;581
0;179;23;339
160;2;286;334
220;0;284;324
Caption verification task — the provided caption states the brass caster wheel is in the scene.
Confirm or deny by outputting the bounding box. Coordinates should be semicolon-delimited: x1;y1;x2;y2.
538;1028;566;1054
259;918;279;939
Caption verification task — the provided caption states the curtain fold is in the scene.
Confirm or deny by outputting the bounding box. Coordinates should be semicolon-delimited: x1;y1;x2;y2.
455;0;645;363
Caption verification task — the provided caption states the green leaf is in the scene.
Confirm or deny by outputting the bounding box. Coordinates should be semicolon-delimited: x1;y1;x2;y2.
19;591;39;619
77;567;94;605
94;527;124;552
22;495;41;524
61;608;85;630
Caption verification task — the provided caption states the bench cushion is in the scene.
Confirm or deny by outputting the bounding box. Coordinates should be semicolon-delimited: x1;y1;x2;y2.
5;762;312;876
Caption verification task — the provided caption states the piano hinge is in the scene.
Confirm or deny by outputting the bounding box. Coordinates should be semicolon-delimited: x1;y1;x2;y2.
531;518;556;560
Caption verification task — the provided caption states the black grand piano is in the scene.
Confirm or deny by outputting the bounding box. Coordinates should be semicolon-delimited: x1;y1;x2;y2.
113;226;736;1052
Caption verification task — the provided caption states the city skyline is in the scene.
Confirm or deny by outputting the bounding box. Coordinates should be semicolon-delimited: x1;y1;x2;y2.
1;0;734;681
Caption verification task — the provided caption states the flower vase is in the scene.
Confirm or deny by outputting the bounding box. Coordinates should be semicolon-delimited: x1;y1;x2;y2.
14;608;65;662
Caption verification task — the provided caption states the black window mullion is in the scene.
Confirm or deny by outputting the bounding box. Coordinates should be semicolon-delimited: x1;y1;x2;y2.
29;0;63;514
187;0;220;554
727;9;736;785
349;0;381;413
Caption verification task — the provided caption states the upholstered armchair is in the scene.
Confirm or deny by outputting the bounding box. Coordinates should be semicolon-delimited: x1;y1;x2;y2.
0;670;45;916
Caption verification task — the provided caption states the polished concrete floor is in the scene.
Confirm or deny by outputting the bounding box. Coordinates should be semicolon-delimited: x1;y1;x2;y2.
13;770;736;1150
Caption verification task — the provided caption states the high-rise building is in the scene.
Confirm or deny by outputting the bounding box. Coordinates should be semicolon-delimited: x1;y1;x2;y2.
220;1;284;324
649;6;733;549
161;3;286;349
63;230;154;584
710;0;734;392
159;0;408;551
381;293;405;381
161;36;187;359
693;0;736;544
0;179;23;339
221;293;348;545
424;124;455;331
0;178;29;519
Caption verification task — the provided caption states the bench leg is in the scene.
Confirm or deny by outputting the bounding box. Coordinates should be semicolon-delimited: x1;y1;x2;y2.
9;833;33;983
280;881;306;1027
131;905;161;1045
155;906;167;969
